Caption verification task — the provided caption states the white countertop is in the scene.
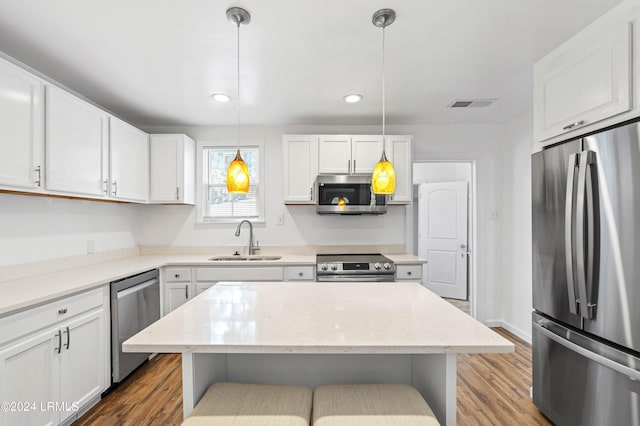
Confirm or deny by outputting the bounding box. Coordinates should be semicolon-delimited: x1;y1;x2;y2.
123;281;513;355
0;252;425;316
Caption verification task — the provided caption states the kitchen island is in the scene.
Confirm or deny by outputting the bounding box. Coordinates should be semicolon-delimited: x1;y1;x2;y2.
123;281;513;426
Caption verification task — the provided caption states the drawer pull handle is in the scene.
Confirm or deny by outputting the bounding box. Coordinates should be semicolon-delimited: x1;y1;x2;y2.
407;271;412;276
175;274;180;278
58;308;68;314
298;272;304;277
562;120;585;131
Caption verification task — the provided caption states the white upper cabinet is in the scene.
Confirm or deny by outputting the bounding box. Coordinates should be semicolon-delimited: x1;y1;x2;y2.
0;57;44;191
149;134;195;204
385;135;412;204
282;135;318;203
45;85;108;197
351;135;385;174
109;117;149;202
318;135;384;174
318;135;351;174
533;0;640;146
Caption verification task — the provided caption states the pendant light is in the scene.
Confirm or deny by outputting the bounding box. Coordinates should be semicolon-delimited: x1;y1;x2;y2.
226;7;251;193
371;9;396;195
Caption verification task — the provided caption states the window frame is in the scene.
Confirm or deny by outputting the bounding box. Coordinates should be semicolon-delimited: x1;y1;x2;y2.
196;140;265;224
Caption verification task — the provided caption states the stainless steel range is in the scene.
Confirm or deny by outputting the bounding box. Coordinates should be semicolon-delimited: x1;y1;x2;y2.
316;253;396;282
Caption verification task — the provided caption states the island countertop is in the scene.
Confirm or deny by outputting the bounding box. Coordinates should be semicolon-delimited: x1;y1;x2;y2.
123;281;514;354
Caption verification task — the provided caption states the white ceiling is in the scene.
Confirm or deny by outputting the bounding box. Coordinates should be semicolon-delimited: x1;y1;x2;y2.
0;0;623;127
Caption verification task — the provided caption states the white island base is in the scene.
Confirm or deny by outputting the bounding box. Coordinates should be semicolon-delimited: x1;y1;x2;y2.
124;282;513;426
183;352;456;424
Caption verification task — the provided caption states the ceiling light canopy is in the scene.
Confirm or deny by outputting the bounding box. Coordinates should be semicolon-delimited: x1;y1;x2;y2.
343;94;363;103
211;93;231;103
225;7;251;194
371;8;396;195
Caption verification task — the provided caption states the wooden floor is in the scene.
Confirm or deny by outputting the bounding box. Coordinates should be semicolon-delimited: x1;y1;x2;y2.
73;328;551;426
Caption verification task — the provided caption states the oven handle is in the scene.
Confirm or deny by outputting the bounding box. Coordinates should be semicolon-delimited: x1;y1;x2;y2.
317;275;396;282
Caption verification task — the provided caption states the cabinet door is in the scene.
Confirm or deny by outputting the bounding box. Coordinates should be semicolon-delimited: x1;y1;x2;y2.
109;117;149;202
0;58;44;191
181;135;195;204
283;135;318;203
351;136;384;174
150;135;179;202
534;22;631;142
164;284;191;314
45;86;108;196
0;328;59;426
386;135;412;204
58;309;106;423
318;135;351;174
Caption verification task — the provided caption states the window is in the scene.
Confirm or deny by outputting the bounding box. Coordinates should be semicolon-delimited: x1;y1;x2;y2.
200;144;263;222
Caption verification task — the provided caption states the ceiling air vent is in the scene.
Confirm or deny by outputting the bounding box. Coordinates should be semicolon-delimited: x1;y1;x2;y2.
448;99;497;108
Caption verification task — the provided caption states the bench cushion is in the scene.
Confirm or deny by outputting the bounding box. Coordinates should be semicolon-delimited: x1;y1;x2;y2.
312;384;440;426
183;382;313;426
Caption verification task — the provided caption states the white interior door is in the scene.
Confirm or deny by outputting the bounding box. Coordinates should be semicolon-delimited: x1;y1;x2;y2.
418;182;468;299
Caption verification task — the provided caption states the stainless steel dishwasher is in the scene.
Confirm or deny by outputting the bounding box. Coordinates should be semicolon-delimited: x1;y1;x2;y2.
110;269;160;383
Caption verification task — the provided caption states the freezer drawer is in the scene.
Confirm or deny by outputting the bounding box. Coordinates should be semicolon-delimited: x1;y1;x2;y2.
533;314;640;426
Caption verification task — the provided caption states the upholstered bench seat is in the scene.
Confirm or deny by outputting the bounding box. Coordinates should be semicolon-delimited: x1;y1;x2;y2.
182;382;313;426
312;384;440;426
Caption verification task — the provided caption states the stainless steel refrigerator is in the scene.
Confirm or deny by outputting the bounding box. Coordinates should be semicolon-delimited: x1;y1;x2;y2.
532;120;640;425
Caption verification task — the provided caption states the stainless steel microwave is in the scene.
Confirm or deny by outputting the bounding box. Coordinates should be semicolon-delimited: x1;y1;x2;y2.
316;175;387;215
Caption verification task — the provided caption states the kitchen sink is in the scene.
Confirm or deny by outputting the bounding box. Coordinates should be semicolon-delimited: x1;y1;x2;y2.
208;255;282;261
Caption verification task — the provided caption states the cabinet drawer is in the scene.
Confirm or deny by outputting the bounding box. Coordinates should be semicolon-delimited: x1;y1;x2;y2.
164;267;192;282
196;267;284;282
396;264;422;280
287;266;315;281
0;286;104;346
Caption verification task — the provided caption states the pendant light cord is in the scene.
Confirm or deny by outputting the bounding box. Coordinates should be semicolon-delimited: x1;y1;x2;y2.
382;22;386;139
236;21;241;151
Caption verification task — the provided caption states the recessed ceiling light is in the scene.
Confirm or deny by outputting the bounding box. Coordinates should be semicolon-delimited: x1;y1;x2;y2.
211;93;231;103
343;94;363;103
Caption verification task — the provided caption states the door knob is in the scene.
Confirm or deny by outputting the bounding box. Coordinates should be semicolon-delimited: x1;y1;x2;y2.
460;244;466;249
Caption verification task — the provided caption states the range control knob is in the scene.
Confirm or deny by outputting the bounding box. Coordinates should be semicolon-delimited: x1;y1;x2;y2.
374;262;382;270
320;263;328;271
330;264;338;271
383;262;392;270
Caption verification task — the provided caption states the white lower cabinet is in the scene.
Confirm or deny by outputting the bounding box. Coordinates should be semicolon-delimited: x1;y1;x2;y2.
396;264;423;284
164;283;193;313
0;328;59;426
0;287;108;426
162;266;314;315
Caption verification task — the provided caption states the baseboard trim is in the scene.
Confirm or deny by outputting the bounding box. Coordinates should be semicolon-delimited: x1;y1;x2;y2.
483;319;532;344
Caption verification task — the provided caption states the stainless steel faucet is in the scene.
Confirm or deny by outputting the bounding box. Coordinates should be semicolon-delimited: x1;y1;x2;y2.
235;220;259;255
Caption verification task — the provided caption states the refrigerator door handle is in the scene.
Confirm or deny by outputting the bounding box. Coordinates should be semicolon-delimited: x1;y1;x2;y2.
565;153;579;315
535;322;640;380
585;151;598;319
576;151;597;319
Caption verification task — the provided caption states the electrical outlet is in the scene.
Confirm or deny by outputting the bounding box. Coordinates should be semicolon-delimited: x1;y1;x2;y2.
87;239;95;254
277;214;285;226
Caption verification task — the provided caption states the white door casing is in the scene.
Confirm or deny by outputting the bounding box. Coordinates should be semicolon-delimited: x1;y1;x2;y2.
418;182;468;300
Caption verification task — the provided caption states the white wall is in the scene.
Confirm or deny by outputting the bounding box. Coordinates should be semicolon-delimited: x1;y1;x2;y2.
398;124;503;325
499;112;533;341
0;193;138;267
413;162;472;184
139;124;408;249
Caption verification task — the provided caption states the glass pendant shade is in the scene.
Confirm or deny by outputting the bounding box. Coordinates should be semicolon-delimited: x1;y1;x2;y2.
372;151;396;194
226;149;250;193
